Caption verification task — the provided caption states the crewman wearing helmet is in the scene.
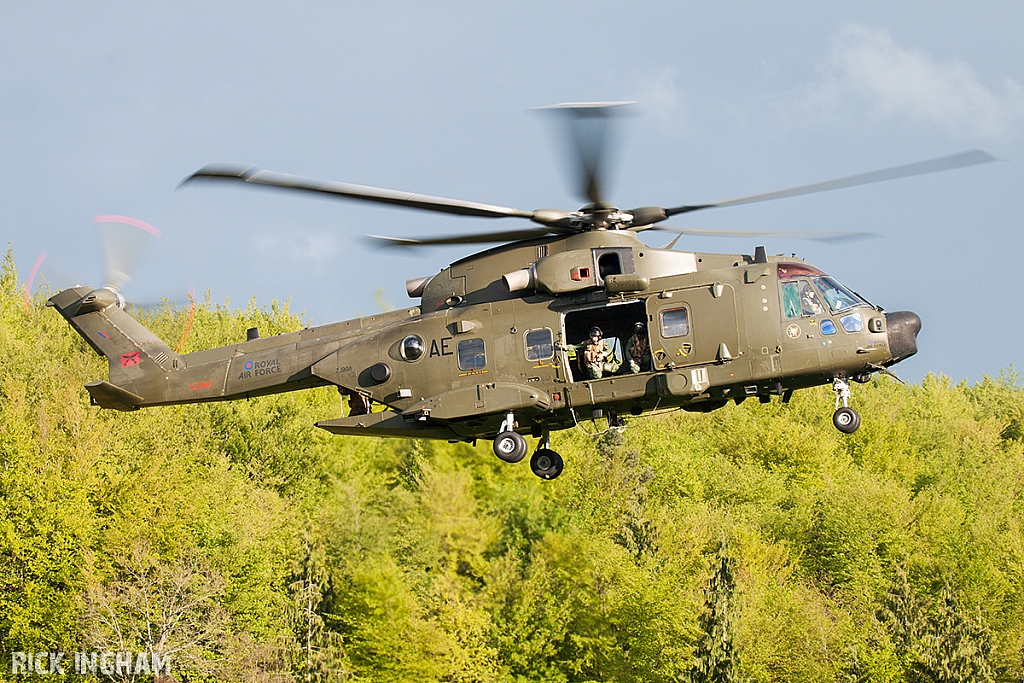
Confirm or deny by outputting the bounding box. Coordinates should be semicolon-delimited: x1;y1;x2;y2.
577;326;621;379
626;321;652;373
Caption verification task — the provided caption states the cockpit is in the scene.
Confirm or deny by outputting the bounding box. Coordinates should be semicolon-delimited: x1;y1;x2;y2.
777;263;870;319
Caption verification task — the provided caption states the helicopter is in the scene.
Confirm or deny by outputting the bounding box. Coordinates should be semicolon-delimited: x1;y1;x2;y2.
49;103;996;480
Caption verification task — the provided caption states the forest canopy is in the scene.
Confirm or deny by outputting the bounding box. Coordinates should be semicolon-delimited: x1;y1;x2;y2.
1;249;1023;682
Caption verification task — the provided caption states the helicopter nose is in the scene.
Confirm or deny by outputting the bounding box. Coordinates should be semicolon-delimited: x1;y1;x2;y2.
885;311;922;364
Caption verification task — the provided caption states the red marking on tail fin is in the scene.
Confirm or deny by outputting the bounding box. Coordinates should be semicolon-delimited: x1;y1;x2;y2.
120;351;141;367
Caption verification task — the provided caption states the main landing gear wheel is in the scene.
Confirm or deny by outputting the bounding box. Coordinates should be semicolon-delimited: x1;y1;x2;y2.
530;448;564;480
832;407;860;434
493;431;528;463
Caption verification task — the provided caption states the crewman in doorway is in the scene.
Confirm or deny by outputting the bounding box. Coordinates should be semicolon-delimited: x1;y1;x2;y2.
626;322;652;373
576;326;621;379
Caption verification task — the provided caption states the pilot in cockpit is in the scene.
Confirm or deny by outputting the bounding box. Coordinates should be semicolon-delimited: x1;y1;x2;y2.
800;281;825;316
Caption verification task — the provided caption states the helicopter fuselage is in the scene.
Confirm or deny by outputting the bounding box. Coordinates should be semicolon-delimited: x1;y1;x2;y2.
49;230;919;445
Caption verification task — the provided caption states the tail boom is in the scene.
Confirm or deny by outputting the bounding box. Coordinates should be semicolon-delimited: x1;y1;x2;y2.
47;286;370;411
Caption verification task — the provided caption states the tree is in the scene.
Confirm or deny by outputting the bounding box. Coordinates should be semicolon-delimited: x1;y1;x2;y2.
691;553;739;683
911;584;995;683
83;541;229;680
287;532;351;682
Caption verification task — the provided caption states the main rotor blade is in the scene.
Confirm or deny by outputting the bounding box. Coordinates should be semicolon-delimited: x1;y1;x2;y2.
665;149;999;217
641;225;877;243
183;164;536;220
536;102;635;207
365;226;558;248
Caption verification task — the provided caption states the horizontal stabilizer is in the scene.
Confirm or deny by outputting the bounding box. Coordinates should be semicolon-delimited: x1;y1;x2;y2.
85;381;143;411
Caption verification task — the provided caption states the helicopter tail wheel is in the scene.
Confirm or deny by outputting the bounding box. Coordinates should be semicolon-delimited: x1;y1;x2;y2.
832;407;861;434
493;431;528;463
530;448;564;480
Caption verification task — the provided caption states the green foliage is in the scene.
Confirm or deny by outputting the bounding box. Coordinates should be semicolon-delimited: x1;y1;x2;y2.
2;247;1024;682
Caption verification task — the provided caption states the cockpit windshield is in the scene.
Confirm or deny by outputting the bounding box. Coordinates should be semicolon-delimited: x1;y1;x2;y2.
813;276;868;313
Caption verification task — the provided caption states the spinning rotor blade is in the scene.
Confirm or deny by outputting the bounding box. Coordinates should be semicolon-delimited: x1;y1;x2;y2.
23;251;48;306
641;225;877;243
366;225;559;248
663;149;998;217
184;164;537;220
537;102;635;207
93;215;161;292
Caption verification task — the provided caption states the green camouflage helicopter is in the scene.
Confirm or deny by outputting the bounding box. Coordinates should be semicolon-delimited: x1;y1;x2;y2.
50;103;995;479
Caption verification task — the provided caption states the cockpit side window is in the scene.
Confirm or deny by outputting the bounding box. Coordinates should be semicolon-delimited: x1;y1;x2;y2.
781;281;800;318
813;276;866;313
781;280;824;318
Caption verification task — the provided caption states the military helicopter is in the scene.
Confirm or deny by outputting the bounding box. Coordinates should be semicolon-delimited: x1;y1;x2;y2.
49;103;996;480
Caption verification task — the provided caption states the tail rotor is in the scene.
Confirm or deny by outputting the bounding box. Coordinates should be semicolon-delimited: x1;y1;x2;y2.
92;215;162;300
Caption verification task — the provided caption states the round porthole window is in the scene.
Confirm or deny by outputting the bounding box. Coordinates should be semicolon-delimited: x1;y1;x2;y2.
401;335;424;361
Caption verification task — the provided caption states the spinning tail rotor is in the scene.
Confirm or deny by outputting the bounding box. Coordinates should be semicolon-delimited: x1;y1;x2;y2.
93;215;162;295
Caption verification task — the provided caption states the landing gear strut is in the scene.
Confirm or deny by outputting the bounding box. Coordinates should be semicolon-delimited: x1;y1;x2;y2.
493;413;527;463
832;377;860;434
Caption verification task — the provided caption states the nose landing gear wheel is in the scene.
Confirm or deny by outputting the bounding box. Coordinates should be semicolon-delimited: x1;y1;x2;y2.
530;448;564;480
832;407;861;434
493;431;528;463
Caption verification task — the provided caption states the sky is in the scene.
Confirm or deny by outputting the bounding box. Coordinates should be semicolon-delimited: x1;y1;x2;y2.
2;1;1022;383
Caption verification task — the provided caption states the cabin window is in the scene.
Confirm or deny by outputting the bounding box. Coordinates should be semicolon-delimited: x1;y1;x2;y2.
457;338;486;371
820;319;838;335
659;307;690;338
524;328;554;361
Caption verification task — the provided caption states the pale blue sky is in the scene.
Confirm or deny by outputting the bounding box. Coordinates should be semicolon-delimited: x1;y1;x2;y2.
3;2;1022;382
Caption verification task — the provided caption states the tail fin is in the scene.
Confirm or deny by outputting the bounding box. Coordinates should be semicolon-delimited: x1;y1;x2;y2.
48;286;179;410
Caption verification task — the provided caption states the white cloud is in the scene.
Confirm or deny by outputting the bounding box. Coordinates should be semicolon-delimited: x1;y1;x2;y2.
803;24;1024;139
256;230;337;261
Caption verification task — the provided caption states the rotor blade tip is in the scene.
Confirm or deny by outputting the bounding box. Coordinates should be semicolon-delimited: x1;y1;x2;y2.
976;148;1007;163
534;101;638;110
363;234;415;249
92;215;161;237
181;163;260;187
